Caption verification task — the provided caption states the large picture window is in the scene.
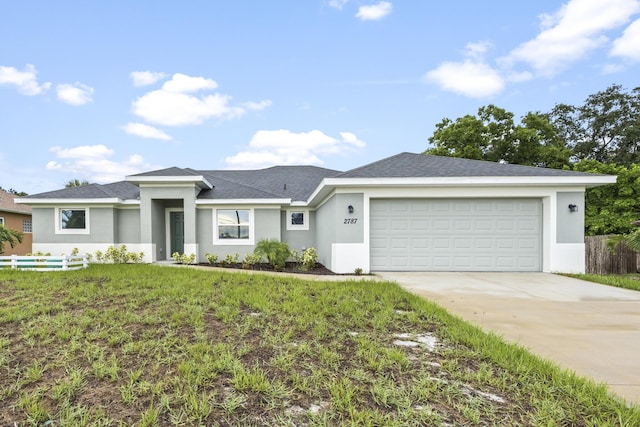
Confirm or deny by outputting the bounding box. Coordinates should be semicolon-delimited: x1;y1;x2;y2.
216;209;252;242
56;208;90;234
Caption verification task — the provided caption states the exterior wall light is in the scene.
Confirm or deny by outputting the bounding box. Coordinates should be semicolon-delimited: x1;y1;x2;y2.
568;204;578;212
348;205;354;214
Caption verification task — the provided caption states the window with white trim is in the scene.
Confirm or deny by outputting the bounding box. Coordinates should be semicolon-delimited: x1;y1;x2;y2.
0;217;4;226
56;208;90;234
215;209;253;244
23;219;32;233
286;210;309;230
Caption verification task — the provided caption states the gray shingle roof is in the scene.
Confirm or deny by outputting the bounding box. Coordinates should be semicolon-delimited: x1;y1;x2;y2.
22;182;139;200
200;166;341;201
22;152;609;203
339;152;599;178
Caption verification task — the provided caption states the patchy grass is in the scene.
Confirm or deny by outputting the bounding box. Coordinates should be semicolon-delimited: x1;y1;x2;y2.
566;273;640;292
0;265;638;426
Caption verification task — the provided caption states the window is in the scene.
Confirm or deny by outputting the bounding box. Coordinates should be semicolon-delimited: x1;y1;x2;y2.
286;210;309;230
23;219;32;233
0;217;4;226
215;209;253;244
56;208;90;234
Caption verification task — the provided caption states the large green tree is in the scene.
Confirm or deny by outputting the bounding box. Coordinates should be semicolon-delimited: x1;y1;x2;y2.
424;105;571;168
572;160;640;236
0;224;24;255
549;84;640;166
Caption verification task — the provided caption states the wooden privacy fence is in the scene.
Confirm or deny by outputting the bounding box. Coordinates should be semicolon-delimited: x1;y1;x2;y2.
585;235;639;274
0;255;89;271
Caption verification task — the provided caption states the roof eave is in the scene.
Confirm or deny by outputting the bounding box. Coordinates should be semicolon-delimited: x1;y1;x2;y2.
196;198;291;205
14;197;132;205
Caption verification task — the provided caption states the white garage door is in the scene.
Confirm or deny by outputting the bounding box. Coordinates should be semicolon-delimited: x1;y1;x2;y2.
370;199;541;271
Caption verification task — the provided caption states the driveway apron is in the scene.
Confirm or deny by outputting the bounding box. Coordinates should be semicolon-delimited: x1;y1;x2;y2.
376;272;640;405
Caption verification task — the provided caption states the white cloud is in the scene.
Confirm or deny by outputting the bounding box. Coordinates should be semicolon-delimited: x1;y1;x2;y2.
329;0;348;10
611;18;640;61
56;82;94;105
122;122;172;141
424;60;504;98
131;73;271;126
130;71;167;87
464;41;493;60
0;64;51;95
225;129;367;169
356;1;392;21
47;144;159;183
161;73;218;93
502;0;640;75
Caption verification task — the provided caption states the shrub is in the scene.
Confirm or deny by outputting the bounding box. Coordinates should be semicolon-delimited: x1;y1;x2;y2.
221;253;239;266
242;253;262;269
205;253;219;265
298;247;318;271
354;267;363;276
93;245;144;264
172;252;196;265
254;239;290;270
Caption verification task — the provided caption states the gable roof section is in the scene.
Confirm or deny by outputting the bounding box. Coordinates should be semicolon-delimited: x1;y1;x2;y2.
199;166;341;201
338;152;602;178
0;189;32;214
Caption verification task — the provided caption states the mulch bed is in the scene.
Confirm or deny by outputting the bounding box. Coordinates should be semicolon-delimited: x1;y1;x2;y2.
197;261;339;275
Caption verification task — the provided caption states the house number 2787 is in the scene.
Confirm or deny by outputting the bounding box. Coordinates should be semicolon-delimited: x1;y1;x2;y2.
344;218;358;224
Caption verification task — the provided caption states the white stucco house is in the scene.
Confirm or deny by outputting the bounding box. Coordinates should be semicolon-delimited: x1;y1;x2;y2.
17;152;616;273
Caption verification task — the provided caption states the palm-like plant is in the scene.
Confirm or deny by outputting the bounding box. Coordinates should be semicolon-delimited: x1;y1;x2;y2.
253;239;290;270
0;224;24;254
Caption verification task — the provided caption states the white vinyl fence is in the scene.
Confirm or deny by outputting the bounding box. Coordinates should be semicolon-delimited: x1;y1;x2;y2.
0;255;89;271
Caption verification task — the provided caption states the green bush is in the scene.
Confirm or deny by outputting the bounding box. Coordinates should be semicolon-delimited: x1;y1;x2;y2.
254;239;290;270
298;247;318;271
93;245;144;264
242;253;262;269
205;253;219;265
172;252;196;265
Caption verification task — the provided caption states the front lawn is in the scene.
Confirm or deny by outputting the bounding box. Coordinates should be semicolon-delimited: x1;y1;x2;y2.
566;273;640;292
0;265;637;426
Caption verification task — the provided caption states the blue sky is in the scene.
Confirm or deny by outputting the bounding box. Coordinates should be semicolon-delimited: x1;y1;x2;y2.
1;0;640;194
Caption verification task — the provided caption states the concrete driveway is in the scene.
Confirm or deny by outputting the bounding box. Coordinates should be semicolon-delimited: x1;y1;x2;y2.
376;272;640;405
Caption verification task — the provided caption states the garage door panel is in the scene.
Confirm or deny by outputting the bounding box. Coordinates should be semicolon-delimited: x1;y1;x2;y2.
371;198;541;272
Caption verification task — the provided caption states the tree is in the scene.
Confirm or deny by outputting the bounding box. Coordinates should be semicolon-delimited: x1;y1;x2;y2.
424;105;571;168
0;224;23;254
549;84;640;166
0;186;27;196
66;179;90;188
572;160;640;236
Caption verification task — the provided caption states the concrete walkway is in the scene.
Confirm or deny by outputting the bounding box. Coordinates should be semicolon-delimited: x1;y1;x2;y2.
376;272;640;405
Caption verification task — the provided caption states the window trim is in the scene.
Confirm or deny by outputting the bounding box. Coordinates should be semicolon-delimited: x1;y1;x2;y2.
0;217;4;227
23;218;32;233
55;208;90;234
213;208;254;245
286;209;309;231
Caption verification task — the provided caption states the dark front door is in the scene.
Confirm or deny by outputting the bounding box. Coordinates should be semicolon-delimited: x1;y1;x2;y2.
170;211;184;255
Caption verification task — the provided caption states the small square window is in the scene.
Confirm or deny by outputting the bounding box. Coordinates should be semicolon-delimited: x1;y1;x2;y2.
287;210;309;230
23;219;32;233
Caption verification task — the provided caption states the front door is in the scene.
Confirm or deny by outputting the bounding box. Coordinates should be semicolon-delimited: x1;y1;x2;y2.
170;211;184;255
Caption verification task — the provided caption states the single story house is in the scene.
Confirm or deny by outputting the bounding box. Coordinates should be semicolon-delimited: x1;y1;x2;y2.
0;188;32;255
17;152;616;273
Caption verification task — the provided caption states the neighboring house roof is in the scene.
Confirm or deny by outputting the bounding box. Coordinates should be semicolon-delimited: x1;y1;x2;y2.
338;152;600;178
18;152;616;205
0;189;32;215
